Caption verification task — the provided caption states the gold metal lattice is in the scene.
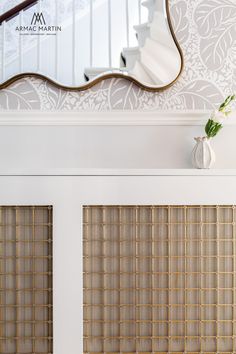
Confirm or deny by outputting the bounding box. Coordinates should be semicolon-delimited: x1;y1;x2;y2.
83;205;236;354
0;206;53;354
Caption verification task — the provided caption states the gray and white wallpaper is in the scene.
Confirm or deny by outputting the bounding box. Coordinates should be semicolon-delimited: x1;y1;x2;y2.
0;0;235;111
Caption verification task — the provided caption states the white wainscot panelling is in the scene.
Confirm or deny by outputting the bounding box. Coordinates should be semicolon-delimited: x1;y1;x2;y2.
0;111;236;169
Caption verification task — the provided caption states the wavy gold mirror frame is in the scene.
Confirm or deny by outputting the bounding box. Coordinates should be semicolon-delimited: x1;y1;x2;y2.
0;0;183;92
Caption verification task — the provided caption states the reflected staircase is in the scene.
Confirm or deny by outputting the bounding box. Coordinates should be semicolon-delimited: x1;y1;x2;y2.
84;0;179;86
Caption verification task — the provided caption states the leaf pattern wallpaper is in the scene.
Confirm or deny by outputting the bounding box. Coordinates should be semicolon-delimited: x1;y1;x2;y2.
0;0;235;111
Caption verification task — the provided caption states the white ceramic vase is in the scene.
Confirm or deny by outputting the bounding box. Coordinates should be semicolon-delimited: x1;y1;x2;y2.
192;137;216;169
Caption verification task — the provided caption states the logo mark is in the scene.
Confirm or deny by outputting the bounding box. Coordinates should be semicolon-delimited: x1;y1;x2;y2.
31;13;46;25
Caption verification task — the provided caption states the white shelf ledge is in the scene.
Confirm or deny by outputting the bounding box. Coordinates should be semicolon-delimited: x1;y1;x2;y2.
1;169;236;176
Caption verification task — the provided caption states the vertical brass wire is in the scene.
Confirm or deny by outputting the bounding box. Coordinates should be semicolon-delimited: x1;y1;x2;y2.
43;209;45;350
168;206;171;353
151;207;154;353
2;208;5;353
135;207;138;352
184;206;187;352
15;207;19;354
3;208;7;353
84;207;88;353
102;207;105;353
48;206;53;354
216;206;219;353
0;208;2;354
200;206;203;354
118;206;121;353
233;206;236;353
83;207;85;352
32;207;36;354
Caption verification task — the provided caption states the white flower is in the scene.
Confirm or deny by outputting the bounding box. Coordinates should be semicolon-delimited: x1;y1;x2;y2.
211;110;225;123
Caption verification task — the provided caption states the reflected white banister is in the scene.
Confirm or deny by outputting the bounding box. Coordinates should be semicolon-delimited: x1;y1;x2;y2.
138;0;142;24
19;11;23;72
72;0;76;85
1;21;5;81
108;0;112;67
55;0;59;80
37;0;41;72
126;0;129;47
90;0;93;67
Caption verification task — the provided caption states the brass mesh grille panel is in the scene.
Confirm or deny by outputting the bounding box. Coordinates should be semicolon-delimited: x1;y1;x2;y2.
0;206;53;354
83;205;236;354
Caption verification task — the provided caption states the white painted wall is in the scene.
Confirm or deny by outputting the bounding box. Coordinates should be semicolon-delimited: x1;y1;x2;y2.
0;112;235;169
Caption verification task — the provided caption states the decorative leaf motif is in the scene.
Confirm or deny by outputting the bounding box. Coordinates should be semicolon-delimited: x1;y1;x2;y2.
42;81;68;110
228;41;236;68
200;24;236;70
0;79;40;110
171;1;189;44
109;79;141;110
194;0;236;38
194;0;236;71
232;70;236;106
62;78;111;110
163;80;224;110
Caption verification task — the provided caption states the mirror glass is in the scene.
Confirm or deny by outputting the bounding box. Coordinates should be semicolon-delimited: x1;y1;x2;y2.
0;0;183;90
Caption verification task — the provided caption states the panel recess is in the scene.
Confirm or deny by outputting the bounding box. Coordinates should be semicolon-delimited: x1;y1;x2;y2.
0;206;53;354
83;205;236;354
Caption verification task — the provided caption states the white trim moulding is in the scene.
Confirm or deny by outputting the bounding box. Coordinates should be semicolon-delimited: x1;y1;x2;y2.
0;110;235;126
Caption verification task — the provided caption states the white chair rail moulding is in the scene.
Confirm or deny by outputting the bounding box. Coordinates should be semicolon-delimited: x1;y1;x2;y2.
0;110;235;126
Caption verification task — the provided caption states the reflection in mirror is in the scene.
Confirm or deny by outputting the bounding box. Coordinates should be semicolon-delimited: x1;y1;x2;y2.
0;0;183;90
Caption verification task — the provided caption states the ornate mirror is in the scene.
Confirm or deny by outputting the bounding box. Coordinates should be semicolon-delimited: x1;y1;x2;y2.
0;0;183;91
